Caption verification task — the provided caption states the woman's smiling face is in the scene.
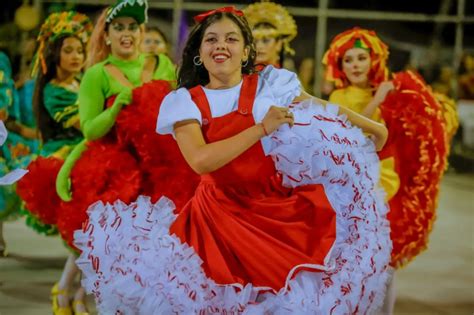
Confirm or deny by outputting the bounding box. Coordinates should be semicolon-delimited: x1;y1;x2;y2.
199;17;249;83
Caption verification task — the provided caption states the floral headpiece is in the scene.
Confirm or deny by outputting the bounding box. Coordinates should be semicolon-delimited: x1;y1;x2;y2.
323;27;389;88
243;1;297;55
106;0;148;25
32;11;93;76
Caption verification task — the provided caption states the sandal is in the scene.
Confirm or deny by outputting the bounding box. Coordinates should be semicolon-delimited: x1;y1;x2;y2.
51;283;72;315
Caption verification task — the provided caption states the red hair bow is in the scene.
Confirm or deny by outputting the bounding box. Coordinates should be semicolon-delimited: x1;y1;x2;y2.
193;6;244;24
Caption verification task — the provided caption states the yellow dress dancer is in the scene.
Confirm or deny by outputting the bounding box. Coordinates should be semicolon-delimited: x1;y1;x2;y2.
323;27;457;314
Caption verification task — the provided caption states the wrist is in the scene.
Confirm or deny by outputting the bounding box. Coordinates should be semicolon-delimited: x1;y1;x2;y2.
110;102;122;116
259;122;269;137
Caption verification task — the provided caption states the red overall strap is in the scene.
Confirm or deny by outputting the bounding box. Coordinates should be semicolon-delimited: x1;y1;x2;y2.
189;73;259;121
188;85;212;124
237;74;258;116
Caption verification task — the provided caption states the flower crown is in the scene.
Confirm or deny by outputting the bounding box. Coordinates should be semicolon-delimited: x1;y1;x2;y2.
32;11;93;76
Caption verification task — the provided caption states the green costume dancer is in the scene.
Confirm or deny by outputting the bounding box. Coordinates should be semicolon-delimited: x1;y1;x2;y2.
16;12;93;239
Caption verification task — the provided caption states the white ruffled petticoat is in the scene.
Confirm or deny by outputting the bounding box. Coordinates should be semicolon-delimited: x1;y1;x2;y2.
74;100;391;314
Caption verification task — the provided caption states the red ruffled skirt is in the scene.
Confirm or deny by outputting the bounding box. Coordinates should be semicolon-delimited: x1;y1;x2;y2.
380;70;449;267
171;176;336;289
58;80;199;250
17;157;64;226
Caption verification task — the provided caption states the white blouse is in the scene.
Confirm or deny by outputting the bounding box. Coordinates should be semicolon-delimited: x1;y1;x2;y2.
156;66;302;153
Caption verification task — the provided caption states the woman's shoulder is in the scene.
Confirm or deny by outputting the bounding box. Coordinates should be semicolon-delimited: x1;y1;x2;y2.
43;82;77;108
258;65;297;82
44;81;65;94
329;88;345;98
83;60;108;79
163;87;192;104
46;80;79;94
256;65;301;105
257;65;299;92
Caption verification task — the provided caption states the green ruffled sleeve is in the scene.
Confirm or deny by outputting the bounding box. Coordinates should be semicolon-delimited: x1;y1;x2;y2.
43;83;79;128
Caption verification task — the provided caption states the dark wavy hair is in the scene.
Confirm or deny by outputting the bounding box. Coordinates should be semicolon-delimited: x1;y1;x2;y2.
177;12;256;89
32;34;85;142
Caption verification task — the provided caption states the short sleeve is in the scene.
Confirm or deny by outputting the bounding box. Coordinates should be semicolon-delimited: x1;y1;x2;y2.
156;88;202;136
259;65;302;106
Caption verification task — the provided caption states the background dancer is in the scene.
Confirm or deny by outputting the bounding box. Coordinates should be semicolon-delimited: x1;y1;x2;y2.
323;27;456;314
16;11;93;315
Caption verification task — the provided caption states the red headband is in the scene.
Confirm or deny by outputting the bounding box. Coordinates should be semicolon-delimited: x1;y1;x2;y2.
193;6;244;24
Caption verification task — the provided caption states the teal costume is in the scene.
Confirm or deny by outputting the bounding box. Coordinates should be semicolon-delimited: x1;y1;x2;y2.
20;82;82;235
41;82;82;156
0;53;38;220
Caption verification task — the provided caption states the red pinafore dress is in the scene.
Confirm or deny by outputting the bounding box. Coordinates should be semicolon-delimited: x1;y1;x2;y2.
170;74;337;290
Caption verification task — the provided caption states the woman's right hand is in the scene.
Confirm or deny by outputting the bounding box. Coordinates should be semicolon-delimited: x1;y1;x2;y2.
261;106;294;135
114;87;132;107
373;81;395;105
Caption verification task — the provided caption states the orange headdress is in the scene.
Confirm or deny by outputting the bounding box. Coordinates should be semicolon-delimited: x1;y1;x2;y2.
323;27;389;88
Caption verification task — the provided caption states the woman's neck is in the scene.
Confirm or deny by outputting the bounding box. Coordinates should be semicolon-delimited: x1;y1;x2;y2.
112;51;139;62
55;67;77;85
350;81;370;89
207;72;242;90
268;56;280;68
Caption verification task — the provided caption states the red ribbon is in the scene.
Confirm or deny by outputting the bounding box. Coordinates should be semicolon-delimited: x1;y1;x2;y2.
193;6;244;24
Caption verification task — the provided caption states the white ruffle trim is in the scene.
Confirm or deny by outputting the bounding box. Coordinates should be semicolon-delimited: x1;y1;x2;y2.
75;100;391;314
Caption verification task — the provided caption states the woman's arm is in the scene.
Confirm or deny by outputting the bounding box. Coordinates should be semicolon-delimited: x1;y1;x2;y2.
4;119;37;139
361;81;394;118
295;90;388;150
79;67;131;140
294;90;329;106
174;106;293;174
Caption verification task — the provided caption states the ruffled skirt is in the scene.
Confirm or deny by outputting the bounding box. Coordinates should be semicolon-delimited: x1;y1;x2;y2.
380;70;450;267
58;80;199;250
16;156;62;235
75;101;391;314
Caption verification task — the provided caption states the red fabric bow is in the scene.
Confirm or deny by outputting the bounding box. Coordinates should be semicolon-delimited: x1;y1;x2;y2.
193;6;244;24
